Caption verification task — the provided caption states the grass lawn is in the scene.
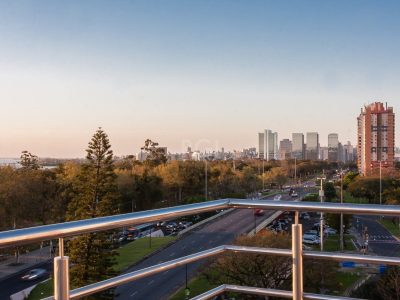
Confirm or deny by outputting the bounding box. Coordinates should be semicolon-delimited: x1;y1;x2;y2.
114;236;176;272
378;218;400;238
170;271;219;300
27;279;53;300
315;234;356;252
28;236;176;300
342;192;369;204
331;271;362;295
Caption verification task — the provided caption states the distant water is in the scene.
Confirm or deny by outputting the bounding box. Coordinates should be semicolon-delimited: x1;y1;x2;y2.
0;158;21;168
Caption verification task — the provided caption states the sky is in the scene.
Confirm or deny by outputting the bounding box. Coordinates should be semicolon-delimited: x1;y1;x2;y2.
0;0;399;158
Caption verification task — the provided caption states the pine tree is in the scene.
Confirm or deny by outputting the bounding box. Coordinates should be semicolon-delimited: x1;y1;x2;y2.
67;128;119;299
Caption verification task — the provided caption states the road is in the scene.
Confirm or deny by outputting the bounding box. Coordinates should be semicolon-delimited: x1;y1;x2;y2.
115;190;307;300
0;261;53;300
354;215;400;257
0;188;309;300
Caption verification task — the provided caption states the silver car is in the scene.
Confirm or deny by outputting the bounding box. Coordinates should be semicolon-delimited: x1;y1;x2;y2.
21;268;47;281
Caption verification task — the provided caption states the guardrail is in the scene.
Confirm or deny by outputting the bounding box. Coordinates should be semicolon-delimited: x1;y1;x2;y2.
0;199;399;300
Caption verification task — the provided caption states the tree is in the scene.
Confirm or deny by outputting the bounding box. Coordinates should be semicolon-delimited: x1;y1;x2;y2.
66;128;119;298
323;182;337;201
264;167;288;189
19;151;40;170
342;172;358;190
141;139;167;166
377;266;400;300
208;231;292;294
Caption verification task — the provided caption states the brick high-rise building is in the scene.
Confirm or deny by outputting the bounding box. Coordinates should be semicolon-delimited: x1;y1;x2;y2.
357;102;395;175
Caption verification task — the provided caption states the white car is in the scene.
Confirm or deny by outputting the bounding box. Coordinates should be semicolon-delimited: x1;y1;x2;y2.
324;227;337;235
21;268;47;281
273;194;282;201
303;234;320;245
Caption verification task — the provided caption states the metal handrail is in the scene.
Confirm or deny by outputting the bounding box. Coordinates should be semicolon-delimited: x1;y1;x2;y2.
1;199;400;248
1;199;400;300
190;284;364;300
42;244;399;300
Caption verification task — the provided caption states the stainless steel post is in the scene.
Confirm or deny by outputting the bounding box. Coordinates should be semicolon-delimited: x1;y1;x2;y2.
54;256;69;300
54;238;69;300
292;224;303;300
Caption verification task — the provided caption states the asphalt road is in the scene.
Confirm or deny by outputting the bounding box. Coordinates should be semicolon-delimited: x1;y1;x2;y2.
0;188;310;300
115;190;307;300
354;215;400;257
0;261;53;300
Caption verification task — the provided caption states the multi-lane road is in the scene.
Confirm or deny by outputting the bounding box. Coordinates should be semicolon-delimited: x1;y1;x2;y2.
354;215;400;257
0;189;306;300
115;191;302;300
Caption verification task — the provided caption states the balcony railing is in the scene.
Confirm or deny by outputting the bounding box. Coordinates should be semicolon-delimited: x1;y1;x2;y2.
1;199;399;300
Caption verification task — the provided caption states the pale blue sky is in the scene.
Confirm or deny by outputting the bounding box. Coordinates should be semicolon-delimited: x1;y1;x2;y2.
0;1;399;157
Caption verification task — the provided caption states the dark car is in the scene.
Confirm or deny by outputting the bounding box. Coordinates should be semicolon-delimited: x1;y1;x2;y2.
21;268;47;281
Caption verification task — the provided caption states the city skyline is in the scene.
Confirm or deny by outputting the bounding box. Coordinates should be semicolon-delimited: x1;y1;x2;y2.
1;1;400;157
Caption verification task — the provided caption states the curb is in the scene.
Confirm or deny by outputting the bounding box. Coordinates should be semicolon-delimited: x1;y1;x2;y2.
247;211;283;237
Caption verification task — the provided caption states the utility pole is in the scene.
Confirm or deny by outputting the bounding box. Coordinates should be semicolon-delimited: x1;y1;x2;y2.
340;169;344;251
205;158;208;201
294;157;297;186
262;159;265;190
317;174;326;251
380;160;382;207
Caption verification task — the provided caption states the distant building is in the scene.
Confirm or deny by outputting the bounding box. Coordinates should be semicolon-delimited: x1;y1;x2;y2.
343;142;354;163
357;102;395;175
292;133;305;159
258;129;278;160
328;133;339;162
137;150;148;162
306;132;319;160
279;139;292;160
319;147;329;161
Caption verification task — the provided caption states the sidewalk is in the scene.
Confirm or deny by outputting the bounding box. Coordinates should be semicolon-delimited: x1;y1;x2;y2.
0;246;51;281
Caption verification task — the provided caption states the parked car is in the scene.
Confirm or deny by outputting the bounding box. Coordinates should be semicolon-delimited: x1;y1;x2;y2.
324;227;337;235
21;269;47;281
300;213;310;220
302;234;320;245
273;194;282;201
291;192;299;198
305;230;319;236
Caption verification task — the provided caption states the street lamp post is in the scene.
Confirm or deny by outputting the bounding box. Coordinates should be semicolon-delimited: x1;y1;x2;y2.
262;159;265;191
205;158;208;201
294;157;297;186
340;169;344;251
379;160;382;207
317;175;326;251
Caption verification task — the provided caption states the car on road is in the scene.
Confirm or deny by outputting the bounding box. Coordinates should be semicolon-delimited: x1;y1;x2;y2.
273;194;282;201
254;209;265;216
291;192;299;198
21;268;47;281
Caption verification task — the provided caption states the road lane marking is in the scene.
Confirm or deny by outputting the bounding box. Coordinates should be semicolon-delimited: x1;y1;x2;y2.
169;252;175;257
148;280;154;286
130;291;138;297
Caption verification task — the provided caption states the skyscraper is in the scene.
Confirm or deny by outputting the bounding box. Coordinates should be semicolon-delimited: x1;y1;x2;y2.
328;133;339;162
258;129;278;160
279;139;292;160
306;132;319;160
292;133;305;159
357;102;395;175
